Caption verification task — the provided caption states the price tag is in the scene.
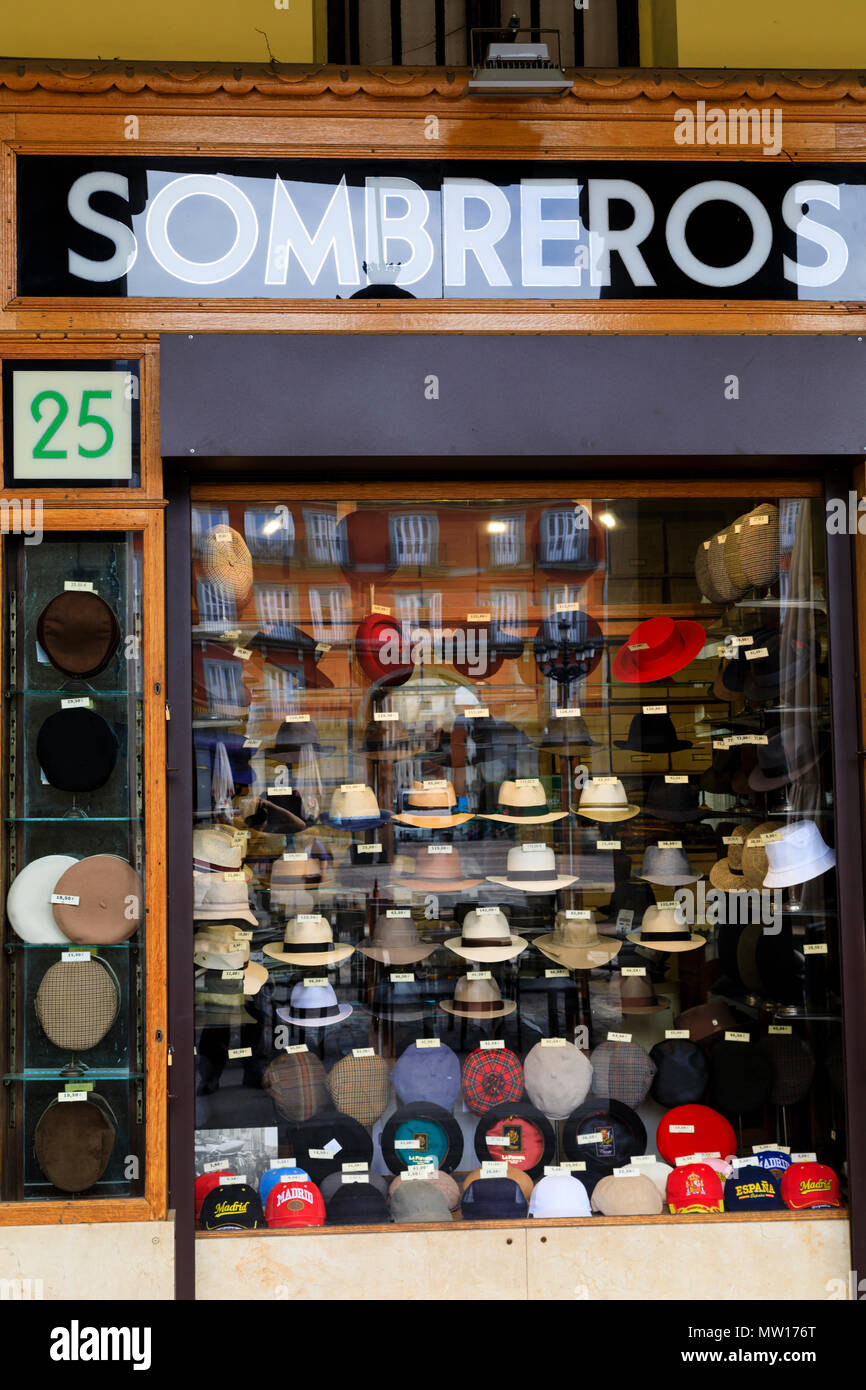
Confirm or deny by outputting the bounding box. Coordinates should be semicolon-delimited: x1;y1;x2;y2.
607;1031;632;1043
480;1039;505;1050
591;777;618;786
577;1132;604;1146
665;1029;690;1040
233;929;253;942
556;601;580;613
386;909;411;919
464;707;490;718
57;1091;88;1103
426;845;453;855
665;775;688;784
222;871;246;882
227;1048;252;1060
233;646;253;661
357;844;383;854
561;1161;586;1173
373;711;399;722
341;1162;368;1173
307;1149;332;1160
613;1167;642;1179
768;1025;793;1035
422;779;448;790
544;1166;567;1178
554;707;582;718
284;1044;308;1055
390;973;415;983
243;737;262;749
403;1166;435;1181
340;1175;369;1185
341;783;366;792
804;943;828;956
316;643;331;654
485;1136;511;1148
204;1160;231;1173
64;580;96;592
352;1048;376;1058
656;900;678;911
791;1152;817;1164
745;647;769;661
725;1031;750;1043
60;696;93;710
749;513;770;526
267;785;292;796
415;1038;441;1049
221;970;244;981
371;603;391;616
52;895;80;907
295;914;320;924
282;714;311;723
303;977;328;988
221;1176;249;1188
712;739;731;750
631;1156;659;1168
480;1162;509;1177
627;643;650;652
616;910;634;929
565;910;591;919
669;1124;695;1134
523;842;547;852
515;778;539;788
593;838;621;851
467;611;491;623
269;1160;297;1171
757;831;783;844
475;906;501;916
642;705;668;715
394;1140;421;1150
658;840;682;850
545;969;569;979
283;852;309;863
541;1037;567;1048
466;971;492;981
753;1143;790;1154
702;540;711;550
621;967;646;978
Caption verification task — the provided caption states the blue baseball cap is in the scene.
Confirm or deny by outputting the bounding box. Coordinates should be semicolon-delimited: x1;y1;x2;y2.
724;1165;785;1212
461;1177;528;1221
754;1149;792;1175
259;1165;310;1205
391;1040;462;1109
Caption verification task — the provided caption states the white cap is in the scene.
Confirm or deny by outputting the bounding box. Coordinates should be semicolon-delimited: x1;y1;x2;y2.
528;1174;592;1219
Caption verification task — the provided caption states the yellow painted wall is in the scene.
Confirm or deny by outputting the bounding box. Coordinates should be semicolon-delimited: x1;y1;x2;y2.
675;0;866;67
639;0;678;67
0;0;326;63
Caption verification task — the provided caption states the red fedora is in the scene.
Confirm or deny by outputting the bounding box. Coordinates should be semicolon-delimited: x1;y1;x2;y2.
612;616;706;684
355;614;414;687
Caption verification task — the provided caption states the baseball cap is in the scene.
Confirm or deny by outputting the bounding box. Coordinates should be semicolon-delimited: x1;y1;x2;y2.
325;1182;389;1226
528;1174;592;1219
473;1101;556;1181
196;1169;237;1219
259;1165;311;1206
592;1172;663;1216
199;1182;264;1231
266;1176;326;1228
391;1040;462;1108
656;1105;737;1166
754;1148;792;1175
724;1165;785;1212
666;1162;725;1214
389;1181;453;1224
461;1176;529;1221
780;1161;842;1211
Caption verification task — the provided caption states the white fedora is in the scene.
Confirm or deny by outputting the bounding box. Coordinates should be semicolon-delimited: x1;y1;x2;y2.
445;908;528;963
193;823;248;870
6;855;79;944
763;820;836;889
534;910;621;969
573;778;640;823
277;980;353;1028
193;868;258;926
487;844;577;894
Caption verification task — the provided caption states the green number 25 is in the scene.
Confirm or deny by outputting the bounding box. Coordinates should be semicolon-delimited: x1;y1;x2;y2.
31;388;114;460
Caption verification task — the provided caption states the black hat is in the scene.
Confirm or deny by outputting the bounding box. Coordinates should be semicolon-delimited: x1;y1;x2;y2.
286;1110;374;1186
643;777;708;823
759;1034;816;1107
199;1182;264;1231
242;796;306;837
319;1170;389;1204
272;718;335;757
380;1101;465;1176
615;711;692;753
649;1038;710;1107
742;630;820;702
537;713;596;751
473;1101;556;1182
708;1038;774;1113
325;1182;390;1226
561;1099;647;1169
36;708;119;792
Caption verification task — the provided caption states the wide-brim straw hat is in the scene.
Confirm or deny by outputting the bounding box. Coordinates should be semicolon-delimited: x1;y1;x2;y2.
201;524;253;601
480;778;568;825
263;914;354;965
738;504;780;588
534;911;622;969
444;908;528;963
486;846;577;894
573;779;640;822
741;820;786;888
627;904;706;953
357;912;438;965
709;823;754;893
276;982;353;1028
440;976;516;1019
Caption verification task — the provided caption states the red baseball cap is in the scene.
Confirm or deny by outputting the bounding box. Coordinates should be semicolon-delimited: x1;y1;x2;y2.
780;1161;842;1211
195;1170;237;1219
656;1104;737;1166
667;1162;725;1214
265;1177;326;1228
355;614;414;688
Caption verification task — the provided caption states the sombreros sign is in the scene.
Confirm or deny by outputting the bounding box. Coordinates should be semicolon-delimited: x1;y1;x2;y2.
18;157;862;299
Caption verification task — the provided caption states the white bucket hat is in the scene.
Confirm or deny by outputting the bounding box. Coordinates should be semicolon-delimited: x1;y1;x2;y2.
6;854;79;943
637;845;701;887
444;908;528;963
481;779;568;825
763;820;836;888
573;779;640;822
487;844;577;893
193;868;258;926
627;904;706;953
277;980;353;1028
263;913;354;965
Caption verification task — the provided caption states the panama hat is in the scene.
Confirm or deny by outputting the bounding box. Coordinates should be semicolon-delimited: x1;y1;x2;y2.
709;823;754;893
358;912;437;965
440;975;515;1019
36;954;120;1052
615;711;692;753
741;820;786;888
738;503;780;588
34;1092;116;1193
263;914;354;965
637;846;701;887
321;783;391;831
193;869;257;927
694;541;729;605
277;980;353;1029
49;855;143;945
194;964;264;1026
612;616;706;684
533;613;605;684
201;523;253;601
269;850;331;901
523;1039;593;1119
763;820;835;888
193;925;251;972
445;908;528;963
480;778;568;825
36;590;121;678
627;904;705;953
573;778;640;822
592;1173;663;1216
619;974;668;1014
393;780;473;829
193;824;249;870
486;844;576;894
534;910;621;969
355;613;413;687
395;845;483;893
37;708;119;793
473;1101;557;1181
6;854;79;943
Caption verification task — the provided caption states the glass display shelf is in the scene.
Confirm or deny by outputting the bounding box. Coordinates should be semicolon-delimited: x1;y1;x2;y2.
5;816;140;823
3;1069;144;1082
3;941;141;951
5;689;142;699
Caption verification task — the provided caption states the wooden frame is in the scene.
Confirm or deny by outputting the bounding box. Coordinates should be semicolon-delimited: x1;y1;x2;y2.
0;505;167;1225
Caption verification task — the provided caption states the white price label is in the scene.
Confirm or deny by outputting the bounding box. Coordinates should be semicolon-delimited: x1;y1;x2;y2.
464;707;490;718
352;1048;376;1058
303;977;328;988
390;973;415;983
221;970;244;980
422;779;449;790
282;714;311;723
541;1037;567;1048
267;785;292;796
284;1044;308;1055
804;943;828;956
227;1048;252;1059
749;513;770;526
561;1162;586;1173
556;601;580;613
642;705;668;715
791;1153;817;1164
52;895;80;907
480;1040;506;1050
283;853;309;862
621;967;646;977
415;1038;441;1049
386;910;411;918
768;1025;793;1035
394;1140;421;1150
233;647;252;661
607;1031;632;1043
745;647;769;660
475;906;500;916
523;842;547;852
357;844;383;854
466;971;492;981
402;1166;435;1181
371;604;391;616
243;738;262;749
665;1030;690;1040
591;777;618;786
63;580;96;592
60;697;93;710
545;969;569;979
341;1162;368;1173
577;1132;604;1146
57;1091;88;1102
669;1124;695;1134
480;1162;509;1176
426;845;453;855
554;707;582;718
373;711;399;722
340;783;366;792
658;840;682;849
665;775;688;784
220;1176;248;1186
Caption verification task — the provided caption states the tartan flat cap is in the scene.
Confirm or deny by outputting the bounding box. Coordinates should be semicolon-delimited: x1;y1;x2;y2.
590;1041;657;1109
462;1047;525;1114
327;1052;392;1127
263;1049;330;1123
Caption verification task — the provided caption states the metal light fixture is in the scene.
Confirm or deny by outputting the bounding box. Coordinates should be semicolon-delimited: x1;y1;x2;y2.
468;24;571;98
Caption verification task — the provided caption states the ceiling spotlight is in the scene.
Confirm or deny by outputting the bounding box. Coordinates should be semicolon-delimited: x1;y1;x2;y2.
468;27;571;97
599;511;618;529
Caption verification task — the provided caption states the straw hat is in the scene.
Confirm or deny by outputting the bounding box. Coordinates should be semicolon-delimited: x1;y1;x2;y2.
263;913;354;965
276;980;353;1028
193;869;257;926
201;524;253;602
445;908;528;963
321;784;391;831
193;925;251;971
722;515;751;593
394;845;483;893
486;844;576;894
393;780;473;829
269;850;330;900
627;904;705;953
193;823;247;870
357;911;438;965
738;504;780;588
440;975;516;1019
534;910;621;969
707;530;743;602
694;541;729;605
480;778;568;825
741;820;786;888
573;778;640;822
709;823;753;893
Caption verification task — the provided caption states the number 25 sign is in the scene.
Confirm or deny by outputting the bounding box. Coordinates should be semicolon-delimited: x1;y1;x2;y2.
12;369;134;481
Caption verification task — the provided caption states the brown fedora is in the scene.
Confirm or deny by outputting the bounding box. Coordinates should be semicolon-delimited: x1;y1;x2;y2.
37;591;121;678
50;855;143;944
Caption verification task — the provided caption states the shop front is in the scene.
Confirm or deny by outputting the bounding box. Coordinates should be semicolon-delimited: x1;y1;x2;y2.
1;62;865;1303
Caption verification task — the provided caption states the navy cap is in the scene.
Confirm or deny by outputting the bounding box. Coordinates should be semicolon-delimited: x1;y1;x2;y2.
199;1182;264;1231
461;1177;528;1221
724;1165;785;1212
755;1149;793;1175
325;1182;390;1226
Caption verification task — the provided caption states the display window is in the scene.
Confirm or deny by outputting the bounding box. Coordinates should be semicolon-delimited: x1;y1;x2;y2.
190;492;845;1233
